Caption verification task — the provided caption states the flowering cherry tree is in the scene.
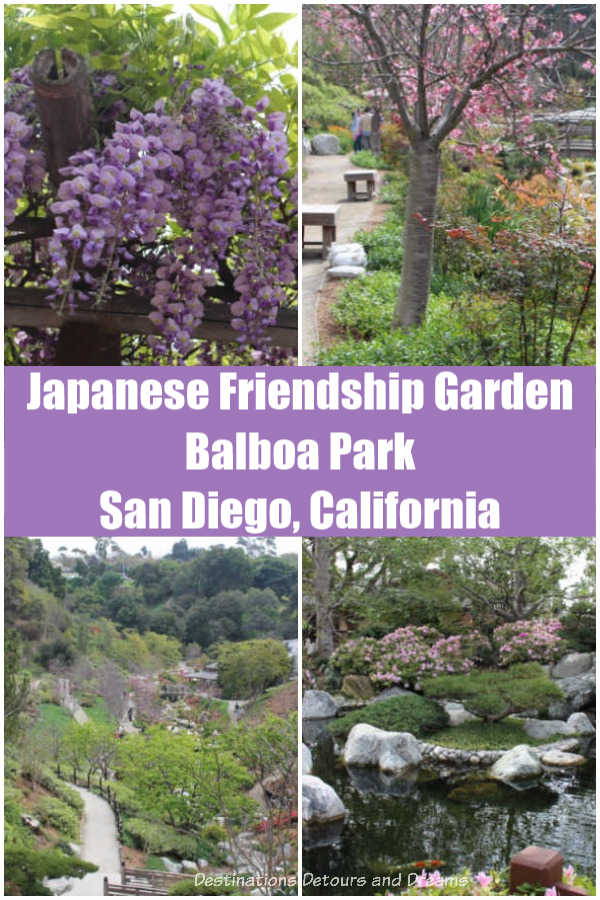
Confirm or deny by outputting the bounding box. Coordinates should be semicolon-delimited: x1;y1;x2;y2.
304;4;594;327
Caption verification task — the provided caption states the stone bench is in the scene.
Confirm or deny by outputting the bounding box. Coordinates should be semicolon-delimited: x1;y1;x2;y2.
344;169;376;200
302;205;339;258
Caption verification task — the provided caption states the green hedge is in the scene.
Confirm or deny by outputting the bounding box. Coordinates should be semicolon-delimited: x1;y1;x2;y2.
34;796;80;841
329;694;449;739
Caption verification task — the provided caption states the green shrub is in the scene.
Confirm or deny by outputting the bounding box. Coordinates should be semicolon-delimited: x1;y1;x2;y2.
430;718;567;750
201;823;227;844
124;819;224;864
37;770;84;814
350;149;391;169
422;663;563;723
329;694;449;739
330;637;380;677
378;172;408;205
560;599;596;653
355;215;404;273
319;289;594;367
34;796;80;840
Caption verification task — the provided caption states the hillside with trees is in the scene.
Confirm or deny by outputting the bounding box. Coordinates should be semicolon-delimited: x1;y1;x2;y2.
5;537;298;895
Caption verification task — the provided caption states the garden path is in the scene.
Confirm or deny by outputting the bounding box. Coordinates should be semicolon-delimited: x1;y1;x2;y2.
302;152;386;362
58;786;121;895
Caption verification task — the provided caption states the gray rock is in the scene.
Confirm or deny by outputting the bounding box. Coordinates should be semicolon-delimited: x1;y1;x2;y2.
442;701;479;727
327;265;366;279
522;719;570;740
197;859;209;868
302;135;312;155
566;712;596;735
21;814;41;831
302;743;313;775
181;860;198;872
302;775;346;824
303;690;338;719
343;723;422;775
542;750;587;767
328;242;367;268
311;133;341;155
489;745;542;782
160;857;183;874
552;652;594;679
550;671;595;717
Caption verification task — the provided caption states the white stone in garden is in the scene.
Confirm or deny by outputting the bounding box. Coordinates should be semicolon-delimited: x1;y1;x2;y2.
522;719;571;740
541;750;587;767
302;743;313;775
302;135;312;155
302;775;346;824
302;689;338;719
442;701;479;726
343;723;422;774
328;242;367;268
552;652;594;679
549;671;595;717
489;744;542;782
566;712;596;735
311;133;341;155
327;265;366;279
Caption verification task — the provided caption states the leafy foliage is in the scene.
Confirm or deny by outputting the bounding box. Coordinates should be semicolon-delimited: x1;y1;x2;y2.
422;663;564;723
329;695;449;739
33;796;81;841
217;638;290;699
430;718;565;751
560;599;596;653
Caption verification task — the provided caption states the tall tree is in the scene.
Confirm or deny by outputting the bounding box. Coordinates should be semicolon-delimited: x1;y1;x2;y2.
304;5;594;326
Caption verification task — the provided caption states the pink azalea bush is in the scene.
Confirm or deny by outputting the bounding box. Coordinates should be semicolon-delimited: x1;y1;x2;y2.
494;619;565;666
330;636;381;677
372;627;484;688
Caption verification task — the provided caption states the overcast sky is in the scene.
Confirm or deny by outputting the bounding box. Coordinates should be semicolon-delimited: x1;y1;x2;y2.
35;536;300;559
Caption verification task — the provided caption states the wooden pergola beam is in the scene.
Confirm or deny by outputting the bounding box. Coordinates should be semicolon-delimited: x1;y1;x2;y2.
4;287;298;348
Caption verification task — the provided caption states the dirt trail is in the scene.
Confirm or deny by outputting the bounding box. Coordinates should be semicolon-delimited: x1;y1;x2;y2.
301;152;386;362
63;785;121;896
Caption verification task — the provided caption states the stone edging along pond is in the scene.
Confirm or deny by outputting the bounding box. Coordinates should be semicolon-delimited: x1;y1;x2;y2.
418;736;584;768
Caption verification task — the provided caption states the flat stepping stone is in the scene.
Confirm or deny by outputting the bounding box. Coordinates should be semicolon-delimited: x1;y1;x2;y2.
541;750;587;767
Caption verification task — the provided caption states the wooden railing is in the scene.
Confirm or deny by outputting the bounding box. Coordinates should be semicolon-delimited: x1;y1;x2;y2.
103;875;167;895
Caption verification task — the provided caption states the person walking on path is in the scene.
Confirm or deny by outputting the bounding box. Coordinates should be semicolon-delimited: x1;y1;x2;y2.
359;107;372;150
371;106;382;154
351;109;361;152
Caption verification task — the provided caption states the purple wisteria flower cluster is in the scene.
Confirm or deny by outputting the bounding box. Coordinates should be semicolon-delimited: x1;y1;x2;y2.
4;111;45;224
5;69;296;359
494;618;564;666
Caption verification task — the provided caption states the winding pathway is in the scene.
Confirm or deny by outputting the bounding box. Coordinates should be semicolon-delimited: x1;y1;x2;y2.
63;785;121;896
302;152;385;361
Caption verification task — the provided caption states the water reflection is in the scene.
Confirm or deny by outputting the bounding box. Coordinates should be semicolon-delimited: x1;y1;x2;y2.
304;740;596;895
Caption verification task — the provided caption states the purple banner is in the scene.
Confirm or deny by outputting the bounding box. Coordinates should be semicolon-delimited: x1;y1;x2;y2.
4;366;594;537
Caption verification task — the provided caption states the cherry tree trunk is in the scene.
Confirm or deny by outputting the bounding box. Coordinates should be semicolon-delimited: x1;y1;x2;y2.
392;140;441;329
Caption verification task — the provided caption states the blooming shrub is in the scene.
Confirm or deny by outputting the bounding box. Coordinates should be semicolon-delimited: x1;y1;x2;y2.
494;619;565;666
372;626;484;688
396;863;595;896
330;636;380;677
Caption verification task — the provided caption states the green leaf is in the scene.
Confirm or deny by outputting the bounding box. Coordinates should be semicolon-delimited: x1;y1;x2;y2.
253;13;295;32
190;4;231;41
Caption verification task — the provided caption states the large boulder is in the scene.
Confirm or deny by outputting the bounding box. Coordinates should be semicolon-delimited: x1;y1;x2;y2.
522;719;570;740
302;135;312;155
566;712;596;735
311;133;341;155
552;652;594;679
549;671;595;718
303;690;338;720
341;674;375;701
489;745;542;783
442;701;479;727
302;743;313;775
343;723;422;775
302;775;346;824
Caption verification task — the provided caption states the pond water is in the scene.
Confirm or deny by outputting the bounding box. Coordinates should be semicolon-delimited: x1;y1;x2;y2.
304;732;596;895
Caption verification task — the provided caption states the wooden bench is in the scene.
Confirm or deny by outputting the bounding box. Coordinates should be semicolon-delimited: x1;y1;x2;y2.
302;205;339;258
344;169;376;200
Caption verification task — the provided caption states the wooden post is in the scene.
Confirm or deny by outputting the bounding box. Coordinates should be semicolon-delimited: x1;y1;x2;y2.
103;875;109;895
31;48;121;364
509;846;565;893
